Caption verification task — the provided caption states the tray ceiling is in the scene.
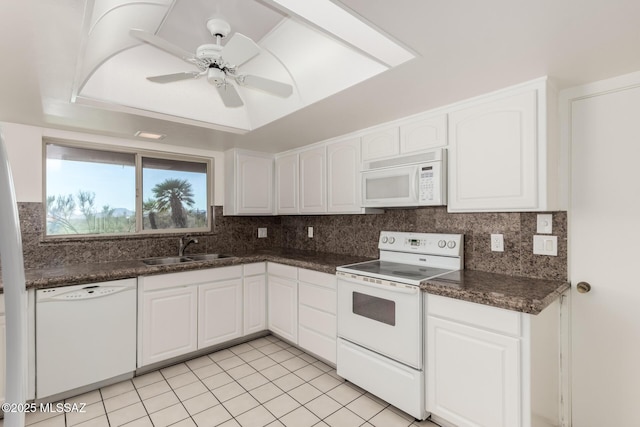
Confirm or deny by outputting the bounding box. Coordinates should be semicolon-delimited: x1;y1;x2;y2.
73;0;414;133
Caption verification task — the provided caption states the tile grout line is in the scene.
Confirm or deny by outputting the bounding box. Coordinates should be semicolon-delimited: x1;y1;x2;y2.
55;336;431;427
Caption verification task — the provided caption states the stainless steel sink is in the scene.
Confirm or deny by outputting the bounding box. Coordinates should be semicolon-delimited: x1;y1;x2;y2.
187;254;235;261
142;254;235;266
142;256;194;266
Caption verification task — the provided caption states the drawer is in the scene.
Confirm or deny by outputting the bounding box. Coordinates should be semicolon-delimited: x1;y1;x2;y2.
267;263;298;280
299;282;336;314
298;269;337;289
141;266;242;291
299;305;336;337
244;262;266;276
427;294;521;337
299;326;336;364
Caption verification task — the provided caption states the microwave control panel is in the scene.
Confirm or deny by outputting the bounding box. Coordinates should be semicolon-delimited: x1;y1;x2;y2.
419;165;435;202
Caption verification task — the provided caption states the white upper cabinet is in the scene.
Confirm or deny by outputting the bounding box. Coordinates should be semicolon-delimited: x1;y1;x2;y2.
399;113;447;153
275;152;299;214
448;78;560;212
299;146;327;214
224;149;275;215
361;126;400;161
361;114;447;163
327;138;361;213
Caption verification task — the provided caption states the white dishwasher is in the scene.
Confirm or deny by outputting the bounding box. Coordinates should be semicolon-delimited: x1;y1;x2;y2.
36;278;137;399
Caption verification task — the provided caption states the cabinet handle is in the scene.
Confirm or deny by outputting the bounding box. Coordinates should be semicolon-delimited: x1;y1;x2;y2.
576;282;591;294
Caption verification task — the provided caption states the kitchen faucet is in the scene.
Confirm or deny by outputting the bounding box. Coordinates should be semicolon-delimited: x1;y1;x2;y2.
179;235;199;256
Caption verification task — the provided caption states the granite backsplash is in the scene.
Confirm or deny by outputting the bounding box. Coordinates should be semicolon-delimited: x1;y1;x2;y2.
5;203;567;281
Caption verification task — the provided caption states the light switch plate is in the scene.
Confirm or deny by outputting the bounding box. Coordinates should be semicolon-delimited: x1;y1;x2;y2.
258;228;267;238
491;234;504;252
533;235;557;256
537;214;553;234
308;226;314;238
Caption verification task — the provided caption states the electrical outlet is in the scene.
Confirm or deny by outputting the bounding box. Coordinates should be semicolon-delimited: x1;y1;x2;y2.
257;227;267;238
533;235;558;256
308;226;314;238
491;234;504;252
537;214;553;234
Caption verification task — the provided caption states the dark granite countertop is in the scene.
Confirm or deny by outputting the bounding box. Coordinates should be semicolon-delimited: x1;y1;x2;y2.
421;270;570;314
0;249;374;291
1;250;568;314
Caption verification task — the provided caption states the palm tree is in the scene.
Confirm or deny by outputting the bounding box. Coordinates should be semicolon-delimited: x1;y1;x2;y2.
142;198;159;229
152;178;195;228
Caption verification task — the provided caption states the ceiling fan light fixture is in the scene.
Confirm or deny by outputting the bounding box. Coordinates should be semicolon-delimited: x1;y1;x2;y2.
207;67;226;85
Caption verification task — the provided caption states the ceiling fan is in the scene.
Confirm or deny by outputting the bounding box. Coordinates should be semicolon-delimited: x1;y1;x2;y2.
130;18;293;108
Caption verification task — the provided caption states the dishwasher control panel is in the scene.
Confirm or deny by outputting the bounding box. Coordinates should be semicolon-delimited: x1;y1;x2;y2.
37;283;134;302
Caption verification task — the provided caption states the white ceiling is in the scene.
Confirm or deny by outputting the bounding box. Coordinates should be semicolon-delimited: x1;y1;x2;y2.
2;0;640;153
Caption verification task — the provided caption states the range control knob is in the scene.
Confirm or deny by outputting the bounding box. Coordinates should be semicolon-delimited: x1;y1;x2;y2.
447;240;456;249
388;237;396;244
381;236;388;243
438;240;446;248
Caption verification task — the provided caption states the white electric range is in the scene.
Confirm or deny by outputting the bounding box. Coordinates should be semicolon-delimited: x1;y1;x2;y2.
336;231;464;420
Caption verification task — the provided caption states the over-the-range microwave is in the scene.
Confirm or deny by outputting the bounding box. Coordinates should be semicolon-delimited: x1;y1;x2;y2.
361;148;446;208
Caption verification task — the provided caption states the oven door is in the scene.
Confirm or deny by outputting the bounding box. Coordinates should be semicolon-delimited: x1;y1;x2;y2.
361;165;419;207
337;275;422;368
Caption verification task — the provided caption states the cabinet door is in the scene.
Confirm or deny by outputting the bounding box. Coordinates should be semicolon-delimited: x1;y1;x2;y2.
199;279;243;348
327;138;361;213
275;153;299;214
427;316;521;427
140;286;198;367
237;152;274;214
299;146;327;214
244;274;267;336
361;127;400;161
448;90;538;211
267;276;298;343
400;113;447;153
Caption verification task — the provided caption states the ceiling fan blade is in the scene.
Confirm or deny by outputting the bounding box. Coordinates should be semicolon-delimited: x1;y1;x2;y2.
147;72;201;83
221;33;260;67
216;83;244;108
237;75;293;98
130;29;196;63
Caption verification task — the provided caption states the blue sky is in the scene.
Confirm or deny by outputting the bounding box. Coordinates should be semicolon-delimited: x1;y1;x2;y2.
47;159;208;213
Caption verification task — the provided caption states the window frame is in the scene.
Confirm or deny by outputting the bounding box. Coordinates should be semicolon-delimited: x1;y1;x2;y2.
43;139;213;239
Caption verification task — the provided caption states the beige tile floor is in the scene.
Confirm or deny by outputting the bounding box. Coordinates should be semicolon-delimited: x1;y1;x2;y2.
5;335;440;427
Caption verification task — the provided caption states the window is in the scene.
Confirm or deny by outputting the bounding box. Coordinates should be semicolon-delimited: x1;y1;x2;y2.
45;142;211;237
142;157;208;231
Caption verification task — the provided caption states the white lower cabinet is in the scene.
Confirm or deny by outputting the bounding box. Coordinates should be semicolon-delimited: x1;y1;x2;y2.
297;269;337;364
198;279;243;348
428;316;520;426
140;285;199;367
243;263;267;336
426;294;561;427
267;263;298;343
138;266;243;367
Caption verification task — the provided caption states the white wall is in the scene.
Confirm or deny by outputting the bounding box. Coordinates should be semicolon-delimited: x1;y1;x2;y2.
0;122;225;205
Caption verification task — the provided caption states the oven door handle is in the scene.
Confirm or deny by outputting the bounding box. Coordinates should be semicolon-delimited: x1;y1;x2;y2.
338;275;421;295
